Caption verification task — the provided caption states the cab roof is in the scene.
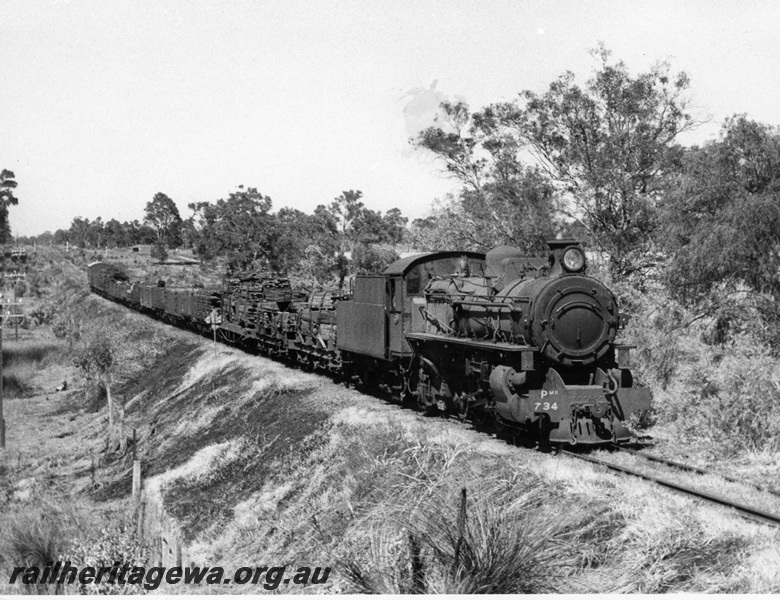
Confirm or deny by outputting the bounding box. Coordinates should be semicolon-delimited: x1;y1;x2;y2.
382;251;486;277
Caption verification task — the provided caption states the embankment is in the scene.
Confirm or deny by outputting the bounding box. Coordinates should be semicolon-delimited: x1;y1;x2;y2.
2;269;780;593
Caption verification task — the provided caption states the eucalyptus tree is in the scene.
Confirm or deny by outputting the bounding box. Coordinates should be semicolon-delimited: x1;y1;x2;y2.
144;192;183;248
0;169;19;242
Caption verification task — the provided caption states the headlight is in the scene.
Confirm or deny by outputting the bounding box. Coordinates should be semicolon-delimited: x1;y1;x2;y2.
562;247;585;272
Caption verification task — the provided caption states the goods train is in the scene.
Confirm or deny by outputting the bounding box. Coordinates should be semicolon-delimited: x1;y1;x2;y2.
88;239;651;446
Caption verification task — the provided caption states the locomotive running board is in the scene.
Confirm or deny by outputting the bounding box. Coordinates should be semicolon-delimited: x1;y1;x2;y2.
406;332;538;353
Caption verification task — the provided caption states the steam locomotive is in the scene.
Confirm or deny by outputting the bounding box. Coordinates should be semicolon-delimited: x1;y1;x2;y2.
88;239;651;446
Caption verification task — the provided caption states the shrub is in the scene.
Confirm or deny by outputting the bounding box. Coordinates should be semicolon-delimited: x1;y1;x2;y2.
29;302;56;326
66;519;146;594
2;372;31;398
654;334;780;455
1;499;146;595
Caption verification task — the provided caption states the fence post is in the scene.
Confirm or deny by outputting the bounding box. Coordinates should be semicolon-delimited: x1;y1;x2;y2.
136;499;146;540
132;429;141;503
176;538;182;568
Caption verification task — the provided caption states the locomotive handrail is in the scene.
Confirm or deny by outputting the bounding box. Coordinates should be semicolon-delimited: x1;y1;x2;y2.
451;299;531;310
452;300;509;308
425;291;494;302
406;331;537;351
418;306;455;334
427;294;532;309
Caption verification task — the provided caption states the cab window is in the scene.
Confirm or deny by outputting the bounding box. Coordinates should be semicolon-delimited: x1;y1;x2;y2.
388;279;397;310
406;267;421;295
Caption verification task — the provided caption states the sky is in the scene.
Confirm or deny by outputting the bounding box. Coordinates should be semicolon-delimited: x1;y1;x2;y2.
3;0;780;236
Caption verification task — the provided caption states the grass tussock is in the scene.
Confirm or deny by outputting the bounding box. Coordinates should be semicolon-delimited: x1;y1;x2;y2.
341;485;573;594
291;419;587;593
0;510;62;594
0;497;146;595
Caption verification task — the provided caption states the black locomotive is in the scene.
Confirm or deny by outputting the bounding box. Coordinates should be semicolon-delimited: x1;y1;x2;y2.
88;239;651;446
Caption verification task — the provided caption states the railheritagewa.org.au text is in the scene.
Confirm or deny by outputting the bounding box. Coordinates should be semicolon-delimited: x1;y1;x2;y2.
9;561;331;591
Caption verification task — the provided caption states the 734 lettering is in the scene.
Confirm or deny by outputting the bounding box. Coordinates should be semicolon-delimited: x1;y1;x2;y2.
535;402;558;411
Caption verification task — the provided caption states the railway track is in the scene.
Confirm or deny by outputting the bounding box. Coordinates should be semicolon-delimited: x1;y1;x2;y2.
562;447;780;528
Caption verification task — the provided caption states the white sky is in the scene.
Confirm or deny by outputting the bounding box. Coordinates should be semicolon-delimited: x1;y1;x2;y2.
3;0;780;236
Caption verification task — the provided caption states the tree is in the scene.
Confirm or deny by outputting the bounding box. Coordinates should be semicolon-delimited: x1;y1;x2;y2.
144;192;183;248
382;208;408;244
352;244;400;275
87;217;104;248
73;333;120;427
319;190;406;288
180;216;199;250
269;207;332;274
188;186;275;272
329;189;367;249
151;239;168;264
297;244;334;288
517;44;694;271
131;220;158;245
414;100;559;253
72;318;169;454
332;190;363;288
660;116;780;314
0;169;18;243
69;217;92;248
53;229;69;246
104;219;129;248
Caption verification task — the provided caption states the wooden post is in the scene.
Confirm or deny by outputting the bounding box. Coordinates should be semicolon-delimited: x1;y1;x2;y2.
176;539;182;568
137;499;146;540
132;429;141;502
132;461;141;500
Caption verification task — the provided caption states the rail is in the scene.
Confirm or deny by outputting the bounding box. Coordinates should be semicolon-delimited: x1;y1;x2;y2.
562;449;780;527
610;444;780;498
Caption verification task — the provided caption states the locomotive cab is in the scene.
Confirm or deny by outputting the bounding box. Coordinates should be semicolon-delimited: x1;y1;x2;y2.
337;251;488;360
336;251;488;390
